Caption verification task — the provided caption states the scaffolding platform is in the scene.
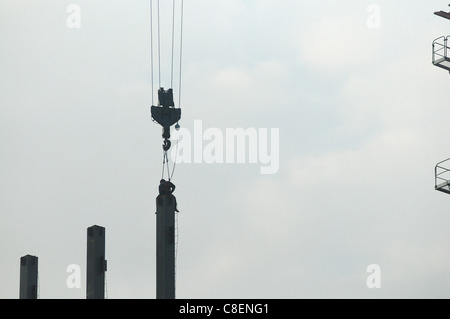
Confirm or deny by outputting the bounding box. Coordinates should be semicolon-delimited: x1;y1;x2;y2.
433;36;450;71
435;158;450;194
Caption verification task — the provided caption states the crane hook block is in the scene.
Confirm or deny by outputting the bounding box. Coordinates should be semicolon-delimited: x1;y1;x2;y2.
151;87;181;129
151;87;181;151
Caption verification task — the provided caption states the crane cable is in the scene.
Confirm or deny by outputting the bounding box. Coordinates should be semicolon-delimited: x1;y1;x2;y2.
150;0;184;106
151;0;184;182
161;138;179;182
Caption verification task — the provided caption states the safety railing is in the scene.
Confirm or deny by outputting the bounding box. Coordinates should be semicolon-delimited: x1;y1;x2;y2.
433;36;450;71
435;158;450;194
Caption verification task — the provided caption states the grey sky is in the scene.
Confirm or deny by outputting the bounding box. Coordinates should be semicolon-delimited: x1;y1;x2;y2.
1;0;450;298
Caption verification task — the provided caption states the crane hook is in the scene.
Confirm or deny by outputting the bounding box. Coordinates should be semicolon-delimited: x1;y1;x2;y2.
163;139;171;151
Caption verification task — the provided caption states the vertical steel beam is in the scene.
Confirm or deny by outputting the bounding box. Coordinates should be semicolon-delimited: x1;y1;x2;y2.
19;255;38;299
156;194;176;299
86;225;106;299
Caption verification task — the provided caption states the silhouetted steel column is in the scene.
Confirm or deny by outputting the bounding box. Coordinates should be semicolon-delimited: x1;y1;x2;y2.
156;194;176;299
86;225;106;299
19;255;38;299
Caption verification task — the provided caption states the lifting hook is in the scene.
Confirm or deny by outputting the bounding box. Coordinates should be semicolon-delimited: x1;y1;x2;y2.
151;87;181;152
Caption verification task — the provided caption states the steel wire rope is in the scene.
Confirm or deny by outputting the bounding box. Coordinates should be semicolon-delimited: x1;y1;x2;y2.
153;0;184;181
157;0;161;88
150;0;154;105
161;150;171;180
150;0;184;105
169;0;184;181
169;138;179;181
171;0;176;89
178;0;184;109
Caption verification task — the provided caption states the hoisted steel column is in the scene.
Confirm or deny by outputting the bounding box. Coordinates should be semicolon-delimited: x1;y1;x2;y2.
86;225;106;299
19;255;38;299
156;194;176;299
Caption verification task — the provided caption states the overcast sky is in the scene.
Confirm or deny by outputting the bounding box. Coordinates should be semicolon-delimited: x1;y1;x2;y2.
2;0;450;299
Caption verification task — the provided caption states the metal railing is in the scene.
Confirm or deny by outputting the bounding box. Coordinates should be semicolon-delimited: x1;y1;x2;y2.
435;158;450;192
433;36;450;64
